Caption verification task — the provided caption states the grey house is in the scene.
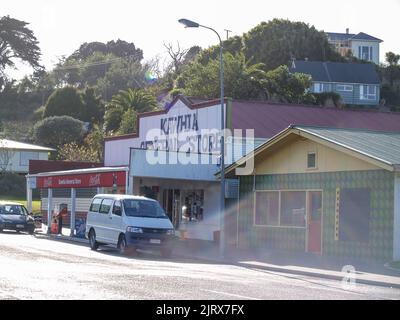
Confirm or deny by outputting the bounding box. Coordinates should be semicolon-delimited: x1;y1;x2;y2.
289;60;381;106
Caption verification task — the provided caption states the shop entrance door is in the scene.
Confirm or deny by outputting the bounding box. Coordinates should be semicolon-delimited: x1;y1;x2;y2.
307;191;322;254
162;189;181;229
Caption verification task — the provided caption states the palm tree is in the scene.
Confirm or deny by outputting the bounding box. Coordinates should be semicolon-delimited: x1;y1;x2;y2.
110;88;157;113
104;88;157;134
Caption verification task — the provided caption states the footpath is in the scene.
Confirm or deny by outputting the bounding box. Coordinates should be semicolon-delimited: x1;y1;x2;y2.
36;227;400;289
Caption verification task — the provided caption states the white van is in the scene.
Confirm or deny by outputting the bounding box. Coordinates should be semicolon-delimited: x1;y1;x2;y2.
85;194;176;257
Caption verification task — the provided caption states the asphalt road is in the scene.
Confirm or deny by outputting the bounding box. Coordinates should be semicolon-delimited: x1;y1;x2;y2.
0;232;399;300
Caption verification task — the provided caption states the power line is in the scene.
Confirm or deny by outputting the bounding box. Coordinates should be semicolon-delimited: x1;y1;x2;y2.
53;53;143;71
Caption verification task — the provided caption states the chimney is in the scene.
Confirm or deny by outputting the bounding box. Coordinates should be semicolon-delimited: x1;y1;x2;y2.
346;28;349;34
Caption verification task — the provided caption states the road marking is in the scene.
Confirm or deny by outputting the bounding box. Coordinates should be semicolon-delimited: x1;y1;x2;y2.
201;289;260;300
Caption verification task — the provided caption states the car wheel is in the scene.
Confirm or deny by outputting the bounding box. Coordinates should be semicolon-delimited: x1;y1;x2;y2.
28;228;34;235
0;228;3;233
89;229;99;251
161;248;172;258
118;235;127;255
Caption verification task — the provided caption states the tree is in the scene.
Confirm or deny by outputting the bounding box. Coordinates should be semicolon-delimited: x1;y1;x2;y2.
118;108;137;135
384;51;400;87
43;87;85;119
81;87;104;123
104;88;157;134
176;52;267;99
0;16;41;80
109;88;157;114
33;116;85;148
195;19;342;72
57;142;99;162
264;65;314;103
243;19;343;71
43;86;104;123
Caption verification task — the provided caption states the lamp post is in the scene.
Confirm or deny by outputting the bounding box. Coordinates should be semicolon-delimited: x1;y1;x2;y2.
179;18;226;258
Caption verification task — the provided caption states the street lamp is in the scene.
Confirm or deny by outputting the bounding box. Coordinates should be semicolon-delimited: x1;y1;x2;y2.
178;18;226;258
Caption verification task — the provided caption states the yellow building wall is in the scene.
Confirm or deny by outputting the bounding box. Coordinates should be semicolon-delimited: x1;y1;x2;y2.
255;135;379;174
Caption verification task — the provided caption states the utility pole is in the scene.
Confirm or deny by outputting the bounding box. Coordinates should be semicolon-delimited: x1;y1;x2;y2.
224;29;232;41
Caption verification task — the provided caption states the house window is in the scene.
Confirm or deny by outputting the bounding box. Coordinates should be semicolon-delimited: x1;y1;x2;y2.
360;85;376;100
314;83;323;93
255;192;279;226
336;84;353;92
338;188;370;243
314;83;330;93
307;152;317;169
358;46;373;61
20;151;39;166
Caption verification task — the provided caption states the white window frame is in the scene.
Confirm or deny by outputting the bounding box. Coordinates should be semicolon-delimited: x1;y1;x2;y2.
336;84;353;92
313;83;323;93
360;85;377;100
307;152;317;170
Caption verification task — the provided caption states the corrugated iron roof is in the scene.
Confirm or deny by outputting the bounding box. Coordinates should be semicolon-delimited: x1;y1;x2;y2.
295;126;400;166
0;139;55;152
289;60;380;84
230;100;400;139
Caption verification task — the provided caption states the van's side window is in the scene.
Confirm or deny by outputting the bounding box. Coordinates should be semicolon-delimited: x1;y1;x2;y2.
90;198;102;212
112;201;122;216
99;199;113;214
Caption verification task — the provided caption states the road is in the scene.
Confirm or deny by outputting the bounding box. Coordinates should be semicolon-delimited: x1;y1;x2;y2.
0;232;399;300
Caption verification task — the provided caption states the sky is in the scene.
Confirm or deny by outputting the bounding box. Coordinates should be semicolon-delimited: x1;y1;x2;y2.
2;0;400;80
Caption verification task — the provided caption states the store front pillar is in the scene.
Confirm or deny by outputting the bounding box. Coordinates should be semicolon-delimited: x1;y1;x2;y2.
70;188;76;237
47;188;53;234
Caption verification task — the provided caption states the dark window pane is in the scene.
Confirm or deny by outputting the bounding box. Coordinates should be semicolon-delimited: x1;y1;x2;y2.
99;199;113;214
307;153;316;168
281;191;306;227
339;188;370;243
255;192;279;226
90;198;102;212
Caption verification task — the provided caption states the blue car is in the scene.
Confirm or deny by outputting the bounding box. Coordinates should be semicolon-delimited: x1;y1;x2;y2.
0;201;36;234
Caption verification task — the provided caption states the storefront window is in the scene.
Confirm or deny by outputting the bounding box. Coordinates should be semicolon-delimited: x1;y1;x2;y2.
280;191;306;227
255;192;279;226
182;190;204;223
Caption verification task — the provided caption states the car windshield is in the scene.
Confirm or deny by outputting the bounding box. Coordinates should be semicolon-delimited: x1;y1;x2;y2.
0;204;28;215
123;199;167;218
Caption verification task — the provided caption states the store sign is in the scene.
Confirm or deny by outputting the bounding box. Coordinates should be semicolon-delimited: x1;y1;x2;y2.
36;171;126;189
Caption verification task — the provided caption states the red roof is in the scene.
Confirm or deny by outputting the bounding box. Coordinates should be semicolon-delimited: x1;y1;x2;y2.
230;101;400;138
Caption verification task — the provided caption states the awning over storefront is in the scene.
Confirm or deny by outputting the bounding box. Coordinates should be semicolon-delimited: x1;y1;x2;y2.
26;166;129;236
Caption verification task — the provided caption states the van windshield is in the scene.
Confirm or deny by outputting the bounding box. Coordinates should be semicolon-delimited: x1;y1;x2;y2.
123;199;168;219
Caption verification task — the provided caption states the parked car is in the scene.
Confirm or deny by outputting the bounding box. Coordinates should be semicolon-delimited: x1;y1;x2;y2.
85;194;176;257
0;201;36;234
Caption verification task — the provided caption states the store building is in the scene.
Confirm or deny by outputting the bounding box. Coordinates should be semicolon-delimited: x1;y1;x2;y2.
224;125;400;262
31;95;400;243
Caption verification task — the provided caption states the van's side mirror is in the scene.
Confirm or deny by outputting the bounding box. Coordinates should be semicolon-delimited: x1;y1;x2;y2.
114;208;122;216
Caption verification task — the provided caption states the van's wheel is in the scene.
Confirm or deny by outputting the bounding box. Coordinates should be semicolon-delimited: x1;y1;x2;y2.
89;229;99;251
118;234;127;255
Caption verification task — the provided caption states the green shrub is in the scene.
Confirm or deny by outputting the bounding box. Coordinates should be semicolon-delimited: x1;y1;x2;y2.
0;173;26;198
